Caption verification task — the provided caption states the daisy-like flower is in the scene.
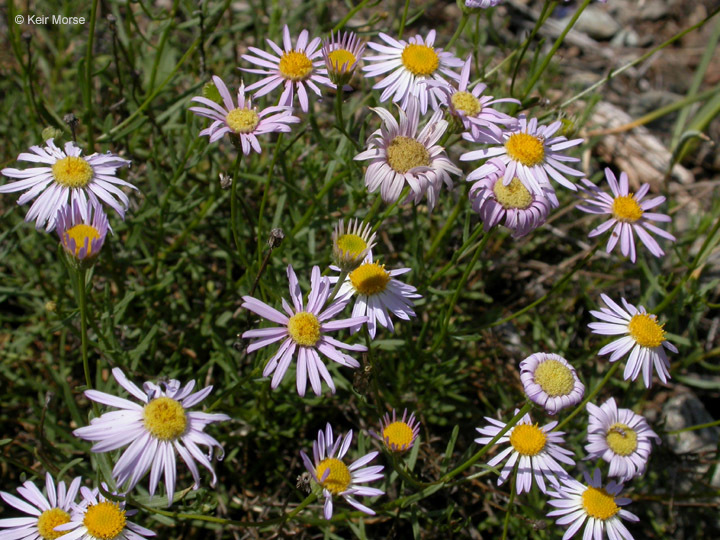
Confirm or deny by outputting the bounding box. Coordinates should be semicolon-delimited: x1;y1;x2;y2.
0;139;133;231
547;469;638;540
73;368;230;506
431;57;518;138
588;294;678;388
241;265;368;397
520;352;585;415
465;0;503;7
331;218;377;273
0;472;81;540
300;423;384;519
362;30;464;114
474;410;575;494
577;168;675;263
468;158;552;238
586;398;660;482
55;486;155;540
371;408;421;452
189;75;299;153
354;98;461;210
461;115;584;208
241;25;333;113
329;253;421;339
322;30;366;86
56;201;109;263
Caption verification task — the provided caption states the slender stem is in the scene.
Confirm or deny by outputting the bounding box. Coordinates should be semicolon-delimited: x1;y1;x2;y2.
554;362;620;432
332;0;371;32
84;0;100;148
510;1;556;97
326;270;348;305
426;196;465;260
371;187;411;232
398;0;411;39
390;453;427;489
76;268;91;391
428;224;485;284
447;12;469;50
334;85;360;149
257;134;283;263
230;151;244;259
501;471;517;540
668;418;720;435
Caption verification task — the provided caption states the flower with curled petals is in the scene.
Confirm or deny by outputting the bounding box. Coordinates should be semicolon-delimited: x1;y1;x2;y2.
520;352;585;415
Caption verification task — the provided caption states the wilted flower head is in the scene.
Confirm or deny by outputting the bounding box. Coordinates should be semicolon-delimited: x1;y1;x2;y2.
322;30;365;86
332;218;377;272
56;200;109;263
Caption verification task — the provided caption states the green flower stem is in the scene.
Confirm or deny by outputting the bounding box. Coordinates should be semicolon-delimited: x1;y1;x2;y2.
256;133;283;263
510;1;557;98
390;453;428;489
230;151;245;262
426;195;466;261
428;224;485;284
74;266;100;418
334;85;360;150
447;12;469;50
371;187;412;232
668;418;720;435
83;0;100;148
398;0;411;39
332;0;372;33
326;270;348;305
554;362;620;432
501;468;517;540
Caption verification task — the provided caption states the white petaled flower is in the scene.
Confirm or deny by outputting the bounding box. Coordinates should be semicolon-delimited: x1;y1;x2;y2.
330;253;421;339
371;408;421;452
189;75;300;153
0;472;81;540
322;30;366;86
354;98;461;210
520;352;585;415
332;218;377;273
241;265;368;397
465;0;503;7
474;410;575;494
468;158;552;238
54;486;155;540
588;294;678;388
0;139;134;231
362;30;464;114
241;25;333;113
461;115;584;208
586;398;660;483
56;201;109;262
547;469;638;540
300;423;384;520
72;368;230;507
577;168;675;263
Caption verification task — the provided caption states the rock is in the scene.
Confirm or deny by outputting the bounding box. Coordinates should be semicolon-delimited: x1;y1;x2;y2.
663;388;719;455
564;6;621;41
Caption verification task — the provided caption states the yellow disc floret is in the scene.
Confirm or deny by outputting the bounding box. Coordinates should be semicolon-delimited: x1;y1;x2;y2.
386;136;431;174
504;133;545;167
349;262;391;296
401;44;439;76
493;177;534;210
52;156;93;188
83;501;127;540
612;195;643;223
605;423;638;457
451;91;481;116
143;397;188;441
533;359;575;397
336;233;368;259
37;508;71;540
383;421;414;450
627;313;665;348
64;224;101;257
287;312;321;347
316;457;352;495
581;486;620;521
509;423;547;456
328;49;357;73
226;108;260;134
279;50;313;81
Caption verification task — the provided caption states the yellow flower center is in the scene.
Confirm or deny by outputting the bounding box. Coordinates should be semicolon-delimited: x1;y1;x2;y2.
382;421;414;450
533;359;575;397
64;224;101;257
225;108;259;134
386;136;431;174
505;133;545;167
143;397;188;441
287;311;321;347
328;49;357;73
493;177;533;210
627;313;665;348
82;501;127;540
336;233;368;259
509;423;547;456
316;457;351;495
37;508;71;540
401;44;439;76
451;91;481;116
581;486;620;521
605;423;638;457
349;262;391;296
279;50;313;81
52;156;93;188
611;195;643;223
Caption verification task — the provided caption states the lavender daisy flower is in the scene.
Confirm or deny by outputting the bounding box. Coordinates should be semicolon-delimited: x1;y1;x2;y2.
300;423;384;519
588;294;677;388
56;201;109;262
362;30;464;114
547;469;638;540
577;168;675;263
354;97;461;210
465;0;503;7
475;410;575;494
241;25;333;113
0;472;81;540
73;368;230;507
0;139;133;231
586;398;660;482
371;408;421;452
322;30;366;86
241;265;368;397
189;76;299;153
332;218;377;273
520;352;585;415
